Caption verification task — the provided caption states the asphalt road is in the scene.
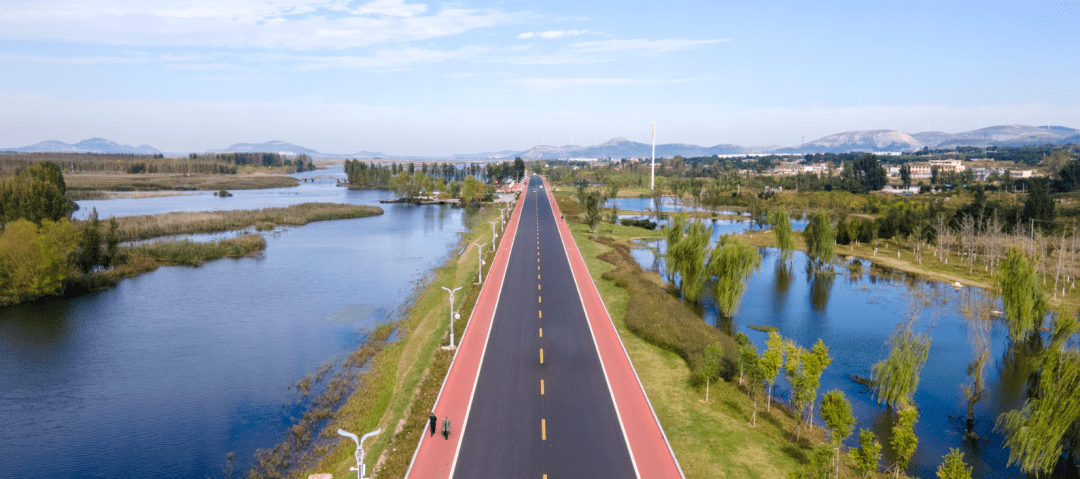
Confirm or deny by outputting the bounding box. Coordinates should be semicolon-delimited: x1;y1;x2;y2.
452;175;636;478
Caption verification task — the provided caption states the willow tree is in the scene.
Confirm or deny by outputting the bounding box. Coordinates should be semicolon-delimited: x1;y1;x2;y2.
804;211;835;267
671;221;712;303
707;235;762;317
995;248;1049;342
870;324;932;409
768;208;794;263
995;313;1080;477
664;215;686;282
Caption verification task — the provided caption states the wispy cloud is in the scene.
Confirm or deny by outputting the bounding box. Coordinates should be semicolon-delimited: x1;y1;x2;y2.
506;37;728;65
517;29;590;39
509;77;699;92
0;52;203;65
243;45;488;71
0;0;526;50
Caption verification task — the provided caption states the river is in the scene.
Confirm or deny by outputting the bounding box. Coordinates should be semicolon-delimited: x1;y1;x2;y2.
0;166;479;478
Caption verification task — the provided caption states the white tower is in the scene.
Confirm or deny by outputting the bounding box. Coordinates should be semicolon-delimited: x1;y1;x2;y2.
650;123;656;190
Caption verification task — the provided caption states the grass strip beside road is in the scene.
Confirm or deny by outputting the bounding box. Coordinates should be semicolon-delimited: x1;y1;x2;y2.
111;202;383;241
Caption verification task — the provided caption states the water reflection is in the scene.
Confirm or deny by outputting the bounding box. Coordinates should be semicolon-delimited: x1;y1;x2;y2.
629;240;1027;477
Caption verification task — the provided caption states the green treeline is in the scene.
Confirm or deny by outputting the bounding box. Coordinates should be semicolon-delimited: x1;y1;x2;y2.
204;152;314;171
0;151;314;177
343;158;526;203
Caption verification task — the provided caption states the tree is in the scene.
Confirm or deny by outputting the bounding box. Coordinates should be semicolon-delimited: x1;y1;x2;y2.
76;208;103;274
761;331;785;411
671;220;712;302
995;248;1048;342
995;313;1080;477
849;154;887;192
786;339;832;440
664;215;686;282
821;390;855;445
1021;178;1055;233
821;389;856;479
891;400;919;478
768;209;794;263
850;429;882;478
513;157;526;181
0;162;75;226
900;164;912;189
707;235;762;317
0;219;78;302
870;324;932;409
702;343;723;402
936;449;972;479
460;176;483;204
804;212;835;266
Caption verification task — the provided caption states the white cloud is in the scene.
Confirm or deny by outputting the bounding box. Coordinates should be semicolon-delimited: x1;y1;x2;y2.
243;45;487;71
568;38;729;54
509;77;698;92
0;0;524;50
0;52;203;65
517;29;589;39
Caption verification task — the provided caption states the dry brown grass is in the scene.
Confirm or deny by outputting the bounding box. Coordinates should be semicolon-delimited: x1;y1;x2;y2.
112;202;382;241
65;173;299;192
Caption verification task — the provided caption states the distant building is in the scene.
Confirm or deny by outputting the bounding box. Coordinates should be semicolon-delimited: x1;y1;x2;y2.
882;185;921;195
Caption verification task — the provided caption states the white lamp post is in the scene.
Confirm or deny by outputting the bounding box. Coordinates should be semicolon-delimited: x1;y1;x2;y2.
441;286;462;348
473;242;487;284
490;220;499;247
337;428;382;479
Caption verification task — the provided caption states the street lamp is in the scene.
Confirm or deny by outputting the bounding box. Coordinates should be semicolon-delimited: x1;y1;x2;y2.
472;242;487;284
441;286;462;348
490;220;499;247
337;428;382;479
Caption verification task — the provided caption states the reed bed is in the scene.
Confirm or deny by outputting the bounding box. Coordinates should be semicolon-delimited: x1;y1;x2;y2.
64;173;299;192
125;234;267;266
112;202;383;241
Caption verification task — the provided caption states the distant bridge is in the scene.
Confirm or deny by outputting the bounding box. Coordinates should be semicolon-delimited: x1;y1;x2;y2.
300;175;345;184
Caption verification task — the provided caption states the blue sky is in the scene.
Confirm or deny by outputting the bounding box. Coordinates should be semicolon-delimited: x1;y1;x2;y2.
0;0;1077;155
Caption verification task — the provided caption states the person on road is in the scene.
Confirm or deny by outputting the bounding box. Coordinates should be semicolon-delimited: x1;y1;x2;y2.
429;413;437;436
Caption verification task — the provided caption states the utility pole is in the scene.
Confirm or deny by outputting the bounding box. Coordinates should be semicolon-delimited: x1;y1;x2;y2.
650;122;656;190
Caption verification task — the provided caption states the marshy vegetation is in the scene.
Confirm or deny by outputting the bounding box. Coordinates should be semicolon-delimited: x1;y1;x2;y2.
111;202;383;241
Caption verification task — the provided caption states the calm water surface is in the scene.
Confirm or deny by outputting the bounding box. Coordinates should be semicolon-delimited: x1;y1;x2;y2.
0;168;477;478
633;239;1030;478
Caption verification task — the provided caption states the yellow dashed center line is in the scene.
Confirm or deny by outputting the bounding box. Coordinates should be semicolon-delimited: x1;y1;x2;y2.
541;419;546;440
541;379;545;395
539;310;542;319
540;348;544;364
539;327;543;337
538;296;541;303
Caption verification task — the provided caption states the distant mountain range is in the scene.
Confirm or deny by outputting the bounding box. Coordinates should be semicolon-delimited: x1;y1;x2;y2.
4;138;162;155
4;124;1078;159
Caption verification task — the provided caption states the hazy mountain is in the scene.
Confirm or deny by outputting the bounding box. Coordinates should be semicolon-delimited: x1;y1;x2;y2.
772;130;920;154
516;137;747;160
8;138;161;155
450;150;523;159
207;140;322;156
932;125;1080;148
